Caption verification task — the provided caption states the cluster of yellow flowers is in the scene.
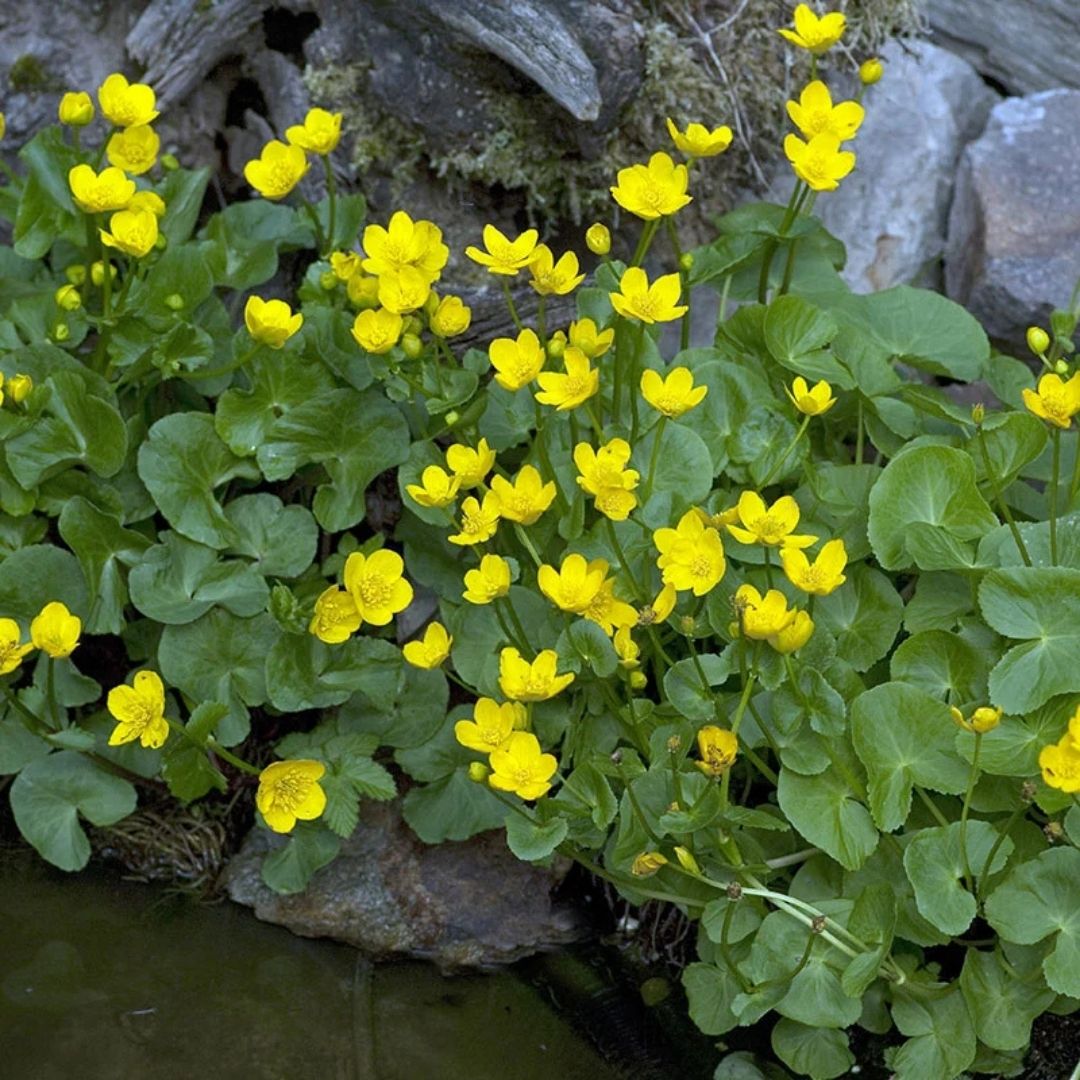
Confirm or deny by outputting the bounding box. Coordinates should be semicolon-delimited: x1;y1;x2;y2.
243;107;341;198
0;601;81;675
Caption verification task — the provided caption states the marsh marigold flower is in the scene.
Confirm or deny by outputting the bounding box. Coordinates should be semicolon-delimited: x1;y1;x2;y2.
568;317;614;359
378;266;431;314
780;538;847;596
632;851;669;877
1039;710;1080;792
463;554;511;604
68;164;135;214
243;139;309;200
449;493;501;546
490;464;556;525
610;151;691;220
488;731;558;800
489;328;545;391
787;376;837;416
455;697;525;754
499;647;574;702
1022;372;1080;429
59;90;94;126
7;374;32;405
406;465;461;509
859;58;885;86
665;118;733;158
55;284;81;311
286;107;342;155
769;610;814;654
244;295;303;348
613;625;640;669
535;347;599;411
351;307;403;354
465;225;540;275
31;601;81;658
331;250;361;281
343;549;413;626
574;439;640;521
100;207;159;258
107;670;168;749
778;4;846;53
0;619;33;675
734;585;796;640
446;439;495;489
951;705;1003;735
529;245;585;296
309;586;362;644
610;267;688;324
696;725;738;777
585;222;610;255
538;553;607;614
430;295;471;337
727;492;817;548
640;366;707;418
98;72;158;127
403;621;453;669
786;81;864;142
256;759;327;833
784;133;856;193
585;579;638;636
654;509;726;596
362;211;448;281
106;124;160;175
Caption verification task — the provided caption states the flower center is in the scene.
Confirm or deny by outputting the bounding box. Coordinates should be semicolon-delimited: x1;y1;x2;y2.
269;770;308;811
690;555;713;579
358;574;392;609
513;766;534;785
1042;391;1070;421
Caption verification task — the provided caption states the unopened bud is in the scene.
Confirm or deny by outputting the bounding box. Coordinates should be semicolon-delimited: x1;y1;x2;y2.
725;881;742;901
673;846;701;875
423;290;440;317
468;762;490;783
1055;359;1069;376
859;58;884;86
1020;780;1037;803
1045;820;1064;843
90;260;116;287
53;322;70;342
401;333;423;360
971;403;985;425
319;271;338;292
679;614;696;636
629;671;647;689
161;153;180;171
444;410;461;427
164;293;184;311
811;915;827;934
55;283;81;311
585;222;611;256
404;315;423;336
65;264;87;286
679;252;694;272
1027;326;1050;356
7;374;32;404
154;234;168;252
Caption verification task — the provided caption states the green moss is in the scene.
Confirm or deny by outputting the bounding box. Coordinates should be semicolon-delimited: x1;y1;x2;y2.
9;54;49;92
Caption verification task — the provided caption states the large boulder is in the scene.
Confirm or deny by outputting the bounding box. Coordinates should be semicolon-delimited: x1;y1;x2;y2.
945;90;1080;351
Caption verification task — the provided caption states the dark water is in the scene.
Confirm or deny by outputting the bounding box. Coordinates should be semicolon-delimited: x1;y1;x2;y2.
0;854;629;1080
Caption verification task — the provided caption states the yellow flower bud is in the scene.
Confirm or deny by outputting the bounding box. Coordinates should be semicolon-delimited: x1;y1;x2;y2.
90;260;117;287
53;323;70;342
8;374;33;404
673;846;701;875
629;670;647;690
161;153;180;171
468;762;490;783
1027;326;1051;356
164;293;185;311
631;851;669;877
971;403;985;425
347;273;381;309
401;333;423;359
430;295;472;338
1056;359;1070;376
585;222;611;255
319;270;338;291
859;58;884;85
65;265;87;286
679;252;694;272
950;705;1003;734
55;284;82;311
547;331;567;361
58;91;94;126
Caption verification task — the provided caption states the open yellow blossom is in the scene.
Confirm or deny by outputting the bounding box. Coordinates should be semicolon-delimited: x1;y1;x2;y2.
377;266;431;314
632;851;669;877
488;731;558;800
98;72;159;127
860;58;885;86
446;439;496;489
787;376;837;416
584;579;638;636
406;465;461;509
463;554;511;604
535;347;599;410
613;625;640;668
403;621;453;670
727;492;817;548
489;328;546;391
499;648;575;702
100;207;159;259
640;366;708;418
107;670;169;749
538;553;607;614
528;245;585;296
362;211;448;281
256;759;327;834
347;274;381;308
244;296;303;348
309;586;362;644
654;510;726;596
734;585;797;640
455;697;525;754
465;224;540;275
568;318;614;359
449;493;501;546
784;133;856;192
430;295;471;337
696;725;738;777
59;91;94;126
68;164;135;214
132;192;167;219
1022;372;1080;429
1040;737;1080;793
106;124;160;175
0;619;33;675
351;307;404;354
780;538;847;596
585;223;611;255
331;250;361;280
665;118;733;158
243;140;309;200
610;151;691;220
574;439;640;521
786;82;864;142
343;549;413;626
610;267;688;324
769;610;814;654
31;601;81;658
778;4;846;53
286;107;342;155
490;464;557;525
645;583;678;624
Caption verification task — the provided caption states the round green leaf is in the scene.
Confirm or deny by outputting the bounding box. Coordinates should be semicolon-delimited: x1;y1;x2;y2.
771;1019;854;1080
224;493;318;578
777;766;877;871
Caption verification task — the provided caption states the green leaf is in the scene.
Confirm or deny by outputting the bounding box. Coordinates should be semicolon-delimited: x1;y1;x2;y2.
0;543;88;624
979;567;1080;713
202;201;307;290
264;633;375;711
138;413;260;549
0;715;50;774
260;823;341;895
682;962;739;1036
663;653;733;722
771;1020;853;1080
223;493;318;578
968;412;1047;490
777;766;877;870
158;167;211;243
635;422;714;504
889;630;988;702
10;751;136;871
959;947;1056;1052
339;755;396;801
850;683;969;832
133;242;214;316
984;847;1080;997
319;772;359;839
161;702;229;802
401;769;505;843
772;666;846;736
565;619;618;678
814;564;902;672
505;812;568;861
888;986;976;1079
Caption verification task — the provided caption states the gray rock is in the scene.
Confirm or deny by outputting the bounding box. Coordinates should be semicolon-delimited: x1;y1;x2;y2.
928;0;1080;96
224;799;585;969
945;90;1080;350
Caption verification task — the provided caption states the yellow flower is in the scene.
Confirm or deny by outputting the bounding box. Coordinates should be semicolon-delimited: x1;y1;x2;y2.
256;759;327;833
631;851;669;877
490;464;557;525
769;610;814;654
465;224;540;275
362;211;448;281
285;107;343;155
30;601;81;658
449;493;501;546
129;190;166;217
343;549;413;626
446;438;496;489
640;366;708;418
244;296;303;348
696;725;738;777
308;586;362;644
568;318;614;359
645;583;678;624
584;579;638;636
654;509;726;596
538;553;607;614
574;439;640;521
499;647;575;702
585;222;610;255
430;295;472;337
1039;717;1080;792
734;585;797;640
59;91;94;126
780;538;847;596
535;347;599;411
610;151;691;220
951;706;1003;735
100;207;159;259
1026;326;1051;356
489;328;546;391
488;731;558;800
468;761;491;783
403;621;453;669
377;266;431;314
106;124;160;175
613;625;640;668
97;72;159;127
784;133;856;193
786;81;864;142
454;697;524;753
1022;372;1080;429
778;4;846;53
528;245;585;296
727;492;817;548
331;250;362;281
665;118;733;158
351;307;404;354
406;465;461;509
68;164;135;214
347;274;381;309
55;284;82;311
243;140;309;200
859;58;884;85
463;554;511;604
7;374;32;405
107;670;168;749
610;267;688;324
0;619;34;675
786;376;837;416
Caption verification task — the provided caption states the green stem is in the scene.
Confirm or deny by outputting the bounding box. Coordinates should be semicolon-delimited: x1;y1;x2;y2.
762;545;774;589
44;660;59;729
959;732;981;893
642;415;666;502
760;415;810;488
501;594;532;650
855;400;865;465
512;522;544;569
301;198;327;256
500;279;524;331
976;425;1032;566
719;671;757;809
322;154;337;255
757;183;805;304
630;219;659;268
1070;430;1080;504
664;218;690;352
629;322;644;443
184;342;261;384
531;398;568;514
494;601;529;653
626;781;664;846
537;296;547;350
2;685;52;736
915;786;951;829
604;517;645;602
975;805;1027;902
1050;426;1062;566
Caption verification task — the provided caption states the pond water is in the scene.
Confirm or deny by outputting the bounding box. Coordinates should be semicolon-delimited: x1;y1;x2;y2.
0;853;646;1080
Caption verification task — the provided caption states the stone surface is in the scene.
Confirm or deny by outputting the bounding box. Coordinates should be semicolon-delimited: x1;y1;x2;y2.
945;90;1080;351
928;0;1080;96
224;798;584;968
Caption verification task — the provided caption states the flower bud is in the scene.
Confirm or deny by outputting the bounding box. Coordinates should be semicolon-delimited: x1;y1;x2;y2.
679;614;696;636
971;403;985;425
585;222;611;256
58;91;94;127
468;762;490;783
163;293;184;312
679;252;694;272
53;322;70;342
631;851;668;877
90;260;117;287
404;315;423;337
55;283;82;311
444;410;461;427
161;153;180;171
423;290;440;317
154;233;168;252
1055;359;1070;376
859;58;884;86
673;846;701;875
319;270;338;292
1027;326;1050;356
546;330;567;361
346;274;380;309
65;264;87;286
629;670;647;690
401;333;423;359
7;374;32;404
